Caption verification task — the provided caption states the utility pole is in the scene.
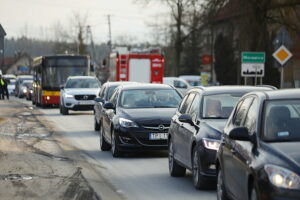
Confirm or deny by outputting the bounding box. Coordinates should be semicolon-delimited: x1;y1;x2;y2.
107;15;112;52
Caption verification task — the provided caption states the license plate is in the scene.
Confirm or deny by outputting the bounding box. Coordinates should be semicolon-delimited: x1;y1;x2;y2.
78;101;93;105
149;133;168;140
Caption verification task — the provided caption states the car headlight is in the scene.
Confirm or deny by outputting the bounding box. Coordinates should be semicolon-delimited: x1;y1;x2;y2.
119;118;138;128
264;164;300;189
65;93;74;98
202;138;221;150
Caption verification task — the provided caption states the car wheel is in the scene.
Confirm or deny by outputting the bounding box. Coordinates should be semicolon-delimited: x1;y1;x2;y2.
168;140;186;177
100;125;110;151
217;168;229;200
111;130;122;157
250;184;258;200
192;147;208;189
94;117;100;131
61;102;69;115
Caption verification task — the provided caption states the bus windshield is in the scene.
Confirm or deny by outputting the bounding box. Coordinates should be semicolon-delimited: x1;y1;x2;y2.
42;57;88;89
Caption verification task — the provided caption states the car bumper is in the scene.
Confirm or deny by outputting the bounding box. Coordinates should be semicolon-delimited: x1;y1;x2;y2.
114;126;168;151
197;144;218;180
257;180;300;200
64;98;95;111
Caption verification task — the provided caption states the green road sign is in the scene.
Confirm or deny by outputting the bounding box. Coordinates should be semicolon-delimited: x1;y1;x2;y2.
242;52;265;63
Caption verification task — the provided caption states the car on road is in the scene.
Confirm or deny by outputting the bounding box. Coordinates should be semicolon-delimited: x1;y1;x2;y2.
100;83;182;157
216;89;300;200
94;81;135;131
3;75;16;95
179;75;201;86
15;75;33;98
163;77;192;95
60;76;101;115
18;80;33;98
25;82;33;101
168;86;275;189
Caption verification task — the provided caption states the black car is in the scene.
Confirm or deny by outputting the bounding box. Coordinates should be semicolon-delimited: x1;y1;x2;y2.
217;89;300;200
94;81;135;131
100;83;182;157
168;86;275;189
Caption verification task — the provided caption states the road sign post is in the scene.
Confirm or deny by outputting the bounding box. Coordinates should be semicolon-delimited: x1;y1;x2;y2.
241;52;265;85
272;45;293;88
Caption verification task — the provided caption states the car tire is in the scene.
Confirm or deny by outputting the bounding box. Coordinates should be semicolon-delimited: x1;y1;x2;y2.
250;184;258;200
100;125;110;151
94;117;100;131
61;103;69;115
168;140;186;177
217;168;229;200
192;147;209;189
111;130;122;157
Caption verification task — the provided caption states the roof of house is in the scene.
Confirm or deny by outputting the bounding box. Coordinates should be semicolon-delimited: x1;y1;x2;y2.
0;24;6;37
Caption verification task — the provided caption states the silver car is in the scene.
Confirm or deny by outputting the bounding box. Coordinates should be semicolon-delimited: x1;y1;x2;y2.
60;76;101;115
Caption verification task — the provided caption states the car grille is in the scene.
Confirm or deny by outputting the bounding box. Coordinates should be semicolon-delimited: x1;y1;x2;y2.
74;95;96;100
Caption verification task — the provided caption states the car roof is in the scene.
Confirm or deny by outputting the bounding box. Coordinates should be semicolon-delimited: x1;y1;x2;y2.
189;85;275;95
68;76;97;79
120;83;173;90
254;89;300;100
104;81;136;87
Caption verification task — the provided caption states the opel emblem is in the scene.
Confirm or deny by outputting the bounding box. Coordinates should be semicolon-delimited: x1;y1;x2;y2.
158;124;164;131
83;95;88;100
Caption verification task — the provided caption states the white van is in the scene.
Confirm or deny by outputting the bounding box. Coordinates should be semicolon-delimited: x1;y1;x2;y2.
163;77;191;95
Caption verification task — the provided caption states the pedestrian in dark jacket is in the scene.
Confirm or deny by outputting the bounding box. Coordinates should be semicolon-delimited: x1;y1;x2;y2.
0;75;4;100
0;75;8;100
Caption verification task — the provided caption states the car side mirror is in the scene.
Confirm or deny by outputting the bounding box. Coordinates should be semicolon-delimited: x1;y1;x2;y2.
103;102;115;110
95;97;104;103
60;85;64;90
229;127;251;141
178;114;194;125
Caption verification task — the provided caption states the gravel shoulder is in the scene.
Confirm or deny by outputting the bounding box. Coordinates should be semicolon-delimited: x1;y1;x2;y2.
0;99;122;200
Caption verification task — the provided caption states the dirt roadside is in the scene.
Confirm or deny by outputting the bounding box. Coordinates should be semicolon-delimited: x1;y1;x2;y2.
0;99;122;200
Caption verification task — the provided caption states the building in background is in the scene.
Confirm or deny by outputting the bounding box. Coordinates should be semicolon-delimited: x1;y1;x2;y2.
0;24;6;71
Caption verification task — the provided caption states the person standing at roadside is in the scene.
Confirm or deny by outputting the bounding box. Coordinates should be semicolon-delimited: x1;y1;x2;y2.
0;75;8;100
0;75;4;100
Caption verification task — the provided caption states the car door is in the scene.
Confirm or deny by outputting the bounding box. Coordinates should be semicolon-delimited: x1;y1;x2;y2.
222;97;254;199
181;93;201;166
103;88;119;143
230;97;259;200
173;93;196;164
95;85;106;123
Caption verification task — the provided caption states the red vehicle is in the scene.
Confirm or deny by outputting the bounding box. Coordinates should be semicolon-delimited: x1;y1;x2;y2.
108;48;164;83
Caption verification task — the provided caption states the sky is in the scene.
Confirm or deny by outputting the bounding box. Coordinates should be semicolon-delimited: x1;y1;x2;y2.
0;0;168;44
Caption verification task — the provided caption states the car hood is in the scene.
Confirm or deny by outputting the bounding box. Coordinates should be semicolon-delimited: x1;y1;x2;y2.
64;88;99;95
269;142;300;166
202;119;228;133
120;108;177;125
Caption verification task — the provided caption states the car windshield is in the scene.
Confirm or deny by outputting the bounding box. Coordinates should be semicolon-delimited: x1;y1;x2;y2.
65;78;100;89
202;93;242;119
187;80;201;86
22;82;32;87
120;89;182;108
263;100;300;142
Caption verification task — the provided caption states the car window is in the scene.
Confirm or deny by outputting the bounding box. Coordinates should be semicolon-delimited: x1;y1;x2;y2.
233;97;253;127
263;100;300;142
187;94;200;121
110;89;119;105
244;98;259;134
99;85;106;98
119;89;182;108
106;86;119;101
179;93;195;114
65;78;100;89
174;80;187;89
202;93;243;119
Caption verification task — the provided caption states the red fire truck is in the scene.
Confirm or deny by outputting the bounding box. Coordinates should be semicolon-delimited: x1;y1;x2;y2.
108;48;164;83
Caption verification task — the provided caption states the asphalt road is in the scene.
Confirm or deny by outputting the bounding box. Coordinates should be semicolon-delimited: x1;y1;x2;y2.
16;97;216;200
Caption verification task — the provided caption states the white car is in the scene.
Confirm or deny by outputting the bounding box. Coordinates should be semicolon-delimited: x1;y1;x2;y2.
60;76;101;115
163;77;192;95
178;75;201;86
